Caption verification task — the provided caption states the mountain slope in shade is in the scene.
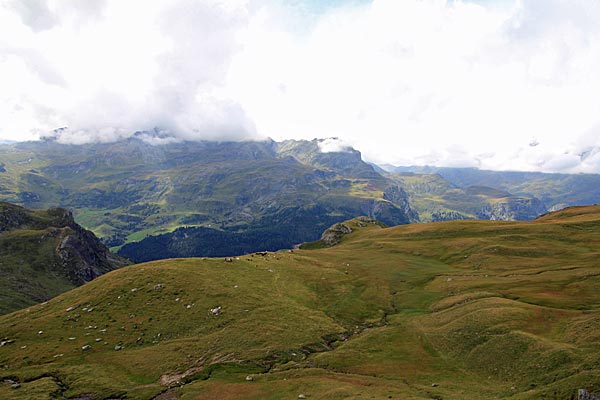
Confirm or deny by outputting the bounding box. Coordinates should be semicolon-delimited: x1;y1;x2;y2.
0;202;129;314
0;206;598;399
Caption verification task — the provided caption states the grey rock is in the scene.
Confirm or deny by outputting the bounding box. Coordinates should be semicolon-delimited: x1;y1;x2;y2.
320;223;352;246
579;389;600;400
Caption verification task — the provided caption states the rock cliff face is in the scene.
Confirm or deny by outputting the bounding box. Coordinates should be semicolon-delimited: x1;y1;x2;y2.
383;185;419;222
360;198;411;226
0;202;129;314
477;197;548;221
56;221;129;285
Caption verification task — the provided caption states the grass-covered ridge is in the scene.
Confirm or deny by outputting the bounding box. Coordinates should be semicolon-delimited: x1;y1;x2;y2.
0;206;599;399
0;202;129;314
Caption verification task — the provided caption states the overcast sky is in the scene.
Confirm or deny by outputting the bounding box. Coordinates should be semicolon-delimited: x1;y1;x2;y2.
1;0;600;173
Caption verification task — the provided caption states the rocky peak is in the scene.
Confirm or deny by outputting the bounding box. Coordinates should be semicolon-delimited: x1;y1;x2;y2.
276;139;381;178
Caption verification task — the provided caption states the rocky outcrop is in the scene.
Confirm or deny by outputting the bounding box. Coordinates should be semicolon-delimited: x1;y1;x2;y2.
56;223;129;285
318;217;385;247
2;201;128;285
477;197;547;221
0;202;129;313
320;222;353;246
579;389;600;400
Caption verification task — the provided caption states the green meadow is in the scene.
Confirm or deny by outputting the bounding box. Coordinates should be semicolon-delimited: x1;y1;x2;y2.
1;206;599;399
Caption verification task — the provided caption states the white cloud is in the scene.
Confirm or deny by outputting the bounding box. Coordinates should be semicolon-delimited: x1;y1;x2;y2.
2;0;600;172
317;137;352;153
0;0;258;144
7;0;58;32
225;0;600;173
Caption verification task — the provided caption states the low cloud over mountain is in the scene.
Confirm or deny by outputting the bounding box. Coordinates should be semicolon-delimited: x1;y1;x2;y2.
2;0;600;173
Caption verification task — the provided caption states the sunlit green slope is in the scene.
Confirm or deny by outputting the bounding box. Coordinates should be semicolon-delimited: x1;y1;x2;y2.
0;206;598;399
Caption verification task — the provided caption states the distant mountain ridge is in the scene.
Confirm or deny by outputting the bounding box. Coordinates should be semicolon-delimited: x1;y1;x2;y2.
1;137;598;261
0;202;129;314
388;165;600;211
386;171;549;222
0;137;414;261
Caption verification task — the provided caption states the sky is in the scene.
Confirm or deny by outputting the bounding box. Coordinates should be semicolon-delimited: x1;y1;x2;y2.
1;0;600;173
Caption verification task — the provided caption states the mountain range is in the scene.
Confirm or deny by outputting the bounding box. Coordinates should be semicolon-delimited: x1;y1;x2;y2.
1;135;599;262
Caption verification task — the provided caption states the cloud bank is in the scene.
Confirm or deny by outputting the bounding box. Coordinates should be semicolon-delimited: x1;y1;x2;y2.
0;0;259;144
2;0;600;173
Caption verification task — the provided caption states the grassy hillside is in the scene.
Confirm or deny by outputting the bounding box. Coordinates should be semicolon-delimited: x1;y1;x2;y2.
1;206;599;399
0;202;129;314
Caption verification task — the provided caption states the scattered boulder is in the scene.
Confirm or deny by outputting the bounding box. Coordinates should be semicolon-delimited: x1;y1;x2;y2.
245;375;254;381
210;306;222;316
154;283;165;290
224;257;233;263
81;345;91;351
298;394;306;399
579;389;600;400
114;345;123;351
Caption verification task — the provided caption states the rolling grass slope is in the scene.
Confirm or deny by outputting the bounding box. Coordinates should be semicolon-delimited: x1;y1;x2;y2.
0;206;599;399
